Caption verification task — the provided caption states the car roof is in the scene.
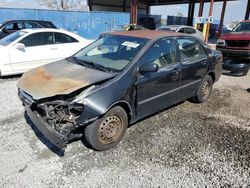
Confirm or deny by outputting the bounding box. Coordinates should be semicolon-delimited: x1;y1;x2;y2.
2;20;52;24
21;28;65;33
105;30;184;40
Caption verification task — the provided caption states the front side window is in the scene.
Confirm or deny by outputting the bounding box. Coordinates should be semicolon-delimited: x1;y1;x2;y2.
20;32;54;47
54;32;78;44
24;22;42;29
185;28;196;34
178;28;185;33
142;38;177;68
0;31;27;46
177;37;206;62
74;35;148;72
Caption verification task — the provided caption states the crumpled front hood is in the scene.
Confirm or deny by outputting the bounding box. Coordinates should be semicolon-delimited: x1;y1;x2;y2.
18;59;115;100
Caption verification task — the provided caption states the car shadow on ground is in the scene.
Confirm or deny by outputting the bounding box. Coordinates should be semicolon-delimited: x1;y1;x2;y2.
247;88;250;93
0;74;22;80
129;101;185;128
23;101;187;155
24;112;65;157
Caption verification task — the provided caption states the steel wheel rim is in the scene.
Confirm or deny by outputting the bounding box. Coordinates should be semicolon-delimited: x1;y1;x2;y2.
201;81;211;100
98;115;123;145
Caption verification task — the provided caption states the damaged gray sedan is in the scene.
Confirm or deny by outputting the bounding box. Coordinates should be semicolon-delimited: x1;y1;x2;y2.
18;30;222;151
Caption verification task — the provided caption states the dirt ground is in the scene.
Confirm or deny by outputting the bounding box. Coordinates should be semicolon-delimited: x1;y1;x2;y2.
0;72;249;187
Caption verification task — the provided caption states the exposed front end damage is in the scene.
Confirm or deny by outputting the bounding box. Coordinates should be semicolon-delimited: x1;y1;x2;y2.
19;88;100;149
17;60;116;149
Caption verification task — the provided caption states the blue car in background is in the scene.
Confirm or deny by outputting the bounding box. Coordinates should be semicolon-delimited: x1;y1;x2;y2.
209;23;230;39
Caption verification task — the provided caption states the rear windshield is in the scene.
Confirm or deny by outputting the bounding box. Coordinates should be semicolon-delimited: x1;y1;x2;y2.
0;31;27;46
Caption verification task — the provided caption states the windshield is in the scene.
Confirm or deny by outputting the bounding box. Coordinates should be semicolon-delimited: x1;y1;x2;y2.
0;31;27;46
74;35;148;72
232;22;250;32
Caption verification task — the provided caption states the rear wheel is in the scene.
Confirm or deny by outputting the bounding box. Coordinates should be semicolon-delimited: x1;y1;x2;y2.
84;106;128;151
191;75;213;103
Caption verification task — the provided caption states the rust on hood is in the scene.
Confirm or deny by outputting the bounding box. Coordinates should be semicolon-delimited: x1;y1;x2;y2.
19;67;88;97
18;59;115;100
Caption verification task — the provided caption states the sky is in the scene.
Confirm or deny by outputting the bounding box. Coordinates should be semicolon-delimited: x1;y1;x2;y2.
0;0;41;9
0;0;248;23
151;0;248;23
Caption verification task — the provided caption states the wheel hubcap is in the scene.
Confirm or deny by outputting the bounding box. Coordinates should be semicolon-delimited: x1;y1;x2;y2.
98;115;123;145
201;81;211;99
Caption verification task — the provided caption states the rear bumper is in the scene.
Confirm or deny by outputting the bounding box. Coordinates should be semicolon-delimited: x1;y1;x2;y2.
222;61;249;76
216;47;250;60
25;106;68;149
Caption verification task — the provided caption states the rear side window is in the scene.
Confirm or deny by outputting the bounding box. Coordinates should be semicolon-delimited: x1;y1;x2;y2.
39;22;57;28
20;32;54;47
142;38;177;68
54;32;78;44
24;22;42;29
177;37;206;62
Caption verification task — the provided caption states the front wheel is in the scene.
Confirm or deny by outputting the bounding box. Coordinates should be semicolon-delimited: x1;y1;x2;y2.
84;106;128;151
191;75;213;103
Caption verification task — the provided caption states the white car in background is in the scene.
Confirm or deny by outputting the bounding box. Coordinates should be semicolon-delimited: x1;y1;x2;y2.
157;25;204;41
0;28;93;76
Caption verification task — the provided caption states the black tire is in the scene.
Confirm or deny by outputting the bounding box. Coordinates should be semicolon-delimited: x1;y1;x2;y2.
191;75;213;103
84;106;128;151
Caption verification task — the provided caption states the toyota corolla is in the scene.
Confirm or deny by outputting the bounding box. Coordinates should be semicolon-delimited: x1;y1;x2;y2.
18;30;222;151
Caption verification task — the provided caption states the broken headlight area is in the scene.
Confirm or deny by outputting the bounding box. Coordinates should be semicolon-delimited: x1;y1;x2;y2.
34;101;84;136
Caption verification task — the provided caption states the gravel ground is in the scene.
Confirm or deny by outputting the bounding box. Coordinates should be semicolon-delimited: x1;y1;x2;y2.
0;73;249;187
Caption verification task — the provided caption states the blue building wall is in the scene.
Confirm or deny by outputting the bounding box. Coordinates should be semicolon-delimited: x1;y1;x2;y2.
0;8;130;39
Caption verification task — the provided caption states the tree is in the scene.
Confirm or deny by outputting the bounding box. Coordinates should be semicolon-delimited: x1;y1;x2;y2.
40;0;88;11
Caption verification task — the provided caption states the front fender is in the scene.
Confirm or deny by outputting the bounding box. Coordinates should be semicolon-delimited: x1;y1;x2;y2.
75;67;136;126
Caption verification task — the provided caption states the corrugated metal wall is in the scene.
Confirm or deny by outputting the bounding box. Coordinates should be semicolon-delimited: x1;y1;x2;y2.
0;8;130;39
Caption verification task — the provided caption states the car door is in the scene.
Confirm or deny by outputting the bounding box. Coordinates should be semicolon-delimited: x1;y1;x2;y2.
136;37;181;119
9;32;55;72
52;32;81;61
176;37;208;100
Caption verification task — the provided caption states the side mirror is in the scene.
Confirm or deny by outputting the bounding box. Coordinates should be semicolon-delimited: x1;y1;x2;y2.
139;63;159;74
2;27;8;33
15;43;25;50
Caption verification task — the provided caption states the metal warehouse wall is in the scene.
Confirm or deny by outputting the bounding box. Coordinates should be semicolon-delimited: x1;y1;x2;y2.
0;8;130;39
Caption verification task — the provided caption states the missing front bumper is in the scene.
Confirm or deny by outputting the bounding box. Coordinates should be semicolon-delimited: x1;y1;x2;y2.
25;106;69;149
